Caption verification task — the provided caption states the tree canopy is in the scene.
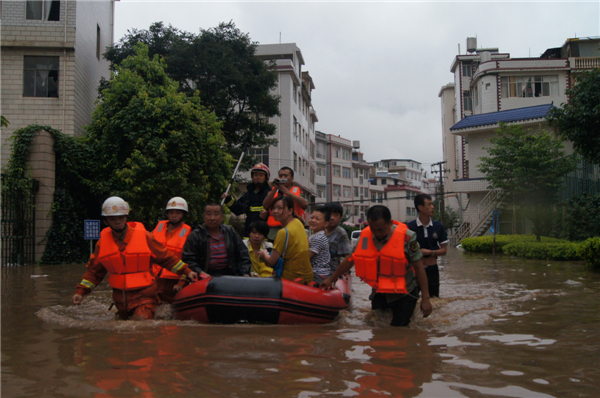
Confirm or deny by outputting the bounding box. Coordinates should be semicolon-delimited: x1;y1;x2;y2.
86;42;231;227
103;21;281;161
547;68;600;165
478;124;576;240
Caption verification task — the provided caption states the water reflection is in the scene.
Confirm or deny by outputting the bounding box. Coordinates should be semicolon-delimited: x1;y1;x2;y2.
2;249;600;397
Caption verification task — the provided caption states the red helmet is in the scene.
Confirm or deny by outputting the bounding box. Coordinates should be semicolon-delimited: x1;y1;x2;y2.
251;163;270;180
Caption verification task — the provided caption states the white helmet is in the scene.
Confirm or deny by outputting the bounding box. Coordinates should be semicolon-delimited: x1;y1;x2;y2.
166;197;188;212
101;196;130;216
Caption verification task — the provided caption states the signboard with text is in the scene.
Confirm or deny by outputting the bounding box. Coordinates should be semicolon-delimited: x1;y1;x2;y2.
84;220;101;240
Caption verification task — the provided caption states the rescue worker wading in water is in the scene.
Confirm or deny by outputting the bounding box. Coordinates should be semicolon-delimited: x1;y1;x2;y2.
151;197;193;304
72;197;199;320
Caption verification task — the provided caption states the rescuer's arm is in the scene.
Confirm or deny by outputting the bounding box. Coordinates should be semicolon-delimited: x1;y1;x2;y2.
320;256;354;289
262;186;278;210
146;232;198;282
72;242;108;305
412;258;432;318
278;184;308;210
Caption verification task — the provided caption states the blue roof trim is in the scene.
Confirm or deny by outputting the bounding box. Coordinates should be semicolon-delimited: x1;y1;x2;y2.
450;103;554;131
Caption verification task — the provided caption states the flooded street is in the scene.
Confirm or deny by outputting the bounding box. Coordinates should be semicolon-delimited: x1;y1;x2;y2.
2;248;599;397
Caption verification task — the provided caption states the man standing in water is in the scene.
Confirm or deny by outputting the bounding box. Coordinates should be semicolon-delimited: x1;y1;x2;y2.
151;197;192;303
320;205;432;327
72;196;198;320
406;194;448;298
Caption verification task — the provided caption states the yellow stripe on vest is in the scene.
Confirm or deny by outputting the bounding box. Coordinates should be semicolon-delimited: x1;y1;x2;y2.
250;206;265;212
171;260;185;274
80;279;96;289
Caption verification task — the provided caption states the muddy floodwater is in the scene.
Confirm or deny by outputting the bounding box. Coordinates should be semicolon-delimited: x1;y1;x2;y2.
2;248;599;397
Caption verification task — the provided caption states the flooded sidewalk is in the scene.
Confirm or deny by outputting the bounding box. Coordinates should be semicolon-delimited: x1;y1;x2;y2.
2;248;599;397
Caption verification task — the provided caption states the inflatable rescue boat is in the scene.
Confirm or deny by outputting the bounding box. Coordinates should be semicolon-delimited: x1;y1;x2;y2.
172;274;351;324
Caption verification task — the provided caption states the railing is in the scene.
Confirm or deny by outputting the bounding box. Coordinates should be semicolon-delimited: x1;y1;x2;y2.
1;174;39;266
451;189;502;246
570;57;600;69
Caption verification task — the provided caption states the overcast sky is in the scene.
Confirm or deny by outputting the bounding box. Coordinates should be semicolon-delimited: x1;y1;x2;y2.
113;1;599;170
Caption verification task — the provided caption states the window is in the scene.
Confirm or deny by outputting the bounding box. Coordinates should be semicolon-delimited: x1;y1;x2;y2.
342;148;351;160
316;142;326;159
377;193;384;204
364;188;369;197
293;152;297;172
464;160;470;179
23;56;59;97
370;179;377;186
317;164;326;176
354;168;359;178
333;165;341;177
364;170;369;178
344;205;352;216
381;178;387;185
26;1;60;21
293;116;298;139
333;185;341;197
317;185;326;198
96;25;101;60
310;167;315;184
343;167;351;179
354;206;359;216
462;63;472;77
343;186;351;198
463;91;472;111
354;187;359;197
371;193;376;203
359;176;363;184
310;141;315;159
333;146;340;158
247;147;269;167
293;85;297;103
472;84;479;107
406;207;411;216
501;75;559;98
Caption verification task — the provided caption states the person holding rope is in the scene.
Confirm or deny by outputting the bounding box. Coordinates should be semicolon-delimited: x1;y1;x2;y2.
320;205;432;327
263;167;308;241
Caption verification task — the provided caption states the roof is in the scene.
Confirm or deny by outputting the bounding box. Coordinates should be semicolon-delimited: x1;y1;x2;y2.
450;103;554;131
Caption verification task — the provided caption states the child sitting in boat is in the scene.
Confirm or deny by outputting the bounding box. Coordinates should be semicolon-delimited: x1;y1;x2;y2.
308;206;331;284
243;221;274;277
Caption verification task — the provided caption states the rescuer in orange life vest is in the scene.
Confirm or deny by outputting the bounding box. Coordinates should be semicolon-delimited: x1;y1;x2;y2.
320;205;432;327
71;196;199;320
263;166;308;241
151;197;192;304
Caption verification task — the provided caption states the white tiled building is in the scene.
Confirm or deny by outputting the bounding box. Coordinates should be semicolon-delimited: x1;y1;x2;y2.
1;0;115;260
314;132;370;226
440;36;600;241
245;43;318;206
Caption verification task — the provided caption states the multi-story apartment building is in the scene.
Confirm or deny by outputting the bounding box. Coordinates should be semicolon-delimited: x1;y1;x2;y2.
244;43;318;207
314;132;370;226
1;0;115;261
367;159;433;223
440;36;600;240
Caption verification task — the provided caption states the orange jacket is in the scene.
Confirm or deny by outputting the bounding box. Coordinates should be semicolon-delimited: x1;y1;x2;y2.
267;186;305;227
151;220;191;279
353;220;412;294
98;222;155;290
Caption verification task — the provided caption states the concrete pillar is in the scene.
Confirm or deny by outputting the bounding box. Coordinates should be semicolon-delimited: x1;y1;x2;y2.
26;130;55;262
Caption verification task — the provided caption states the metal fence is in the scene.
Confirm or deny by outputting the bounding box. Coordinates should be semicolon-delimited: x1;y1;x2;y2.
1;174;38;266
560;160;600;201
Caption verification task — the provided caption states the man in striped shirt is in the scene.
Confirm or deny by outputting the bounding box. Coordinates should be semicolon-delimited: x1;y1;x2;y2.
182;202;252;277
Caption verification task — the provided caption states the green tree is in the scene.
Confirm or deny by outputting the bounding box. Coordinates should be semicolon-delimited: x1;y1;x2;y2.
86;42;231;228
547;68;600;165
103;21;280;160
433;200;460;232
478;124;576;241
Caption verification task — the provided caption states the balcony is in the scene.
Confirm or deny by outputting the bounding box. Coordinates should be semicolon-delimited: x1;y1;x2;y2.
570;57;600;69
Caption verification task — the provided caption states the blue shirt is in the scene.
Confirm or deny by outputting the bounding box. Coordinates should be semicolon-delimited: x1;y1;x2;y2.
406;218;448;251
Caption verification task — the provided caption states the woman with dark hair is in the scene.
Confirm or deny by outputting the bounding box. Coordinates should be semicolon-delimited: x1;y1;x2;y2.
259;196;313;283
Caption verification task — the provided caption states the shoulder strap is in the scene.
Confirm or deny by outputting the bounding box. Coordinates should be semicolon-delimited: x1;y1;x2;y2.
282;228;289;256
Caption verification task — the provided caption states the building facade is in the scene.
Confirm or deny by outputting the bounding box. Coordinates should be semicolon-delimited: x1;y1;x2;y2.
1;0;115;260
440;36;600;240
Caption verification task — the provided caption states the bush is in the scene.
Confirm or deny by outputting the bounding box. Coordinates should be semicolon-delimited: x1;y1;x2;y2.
502;241;581;261
577;237;600;271
461;235;568;253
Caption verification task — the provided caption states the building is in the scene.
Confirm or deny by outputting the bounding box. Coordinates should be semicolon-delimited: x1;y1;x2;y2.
440;36;600;242
243;43;318;207
314;132;370;226
1;0;115;260
367;159;434;223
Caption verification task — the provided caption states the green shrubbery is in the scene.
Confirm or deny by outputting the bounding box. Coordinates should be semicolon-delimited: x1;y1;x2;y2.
460;235;567;253
577;237;600;271
502;241;580;261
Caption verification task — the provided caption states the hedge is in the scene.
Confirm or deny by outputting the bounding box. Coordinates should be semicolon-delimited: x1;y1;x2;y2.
502;241;581;261
577;237;600;271
460;235;568;253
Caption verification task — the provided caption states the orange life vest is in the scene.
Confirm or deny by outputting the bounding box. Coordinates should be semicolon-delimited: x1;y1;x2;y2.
267;186;306;227
353;220;412;294
98;222;154;290
151;220;191;279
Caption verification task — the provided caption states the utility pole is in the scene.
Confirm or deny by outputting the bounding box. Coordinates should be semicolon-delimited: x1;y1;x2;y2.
431;161;450;223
